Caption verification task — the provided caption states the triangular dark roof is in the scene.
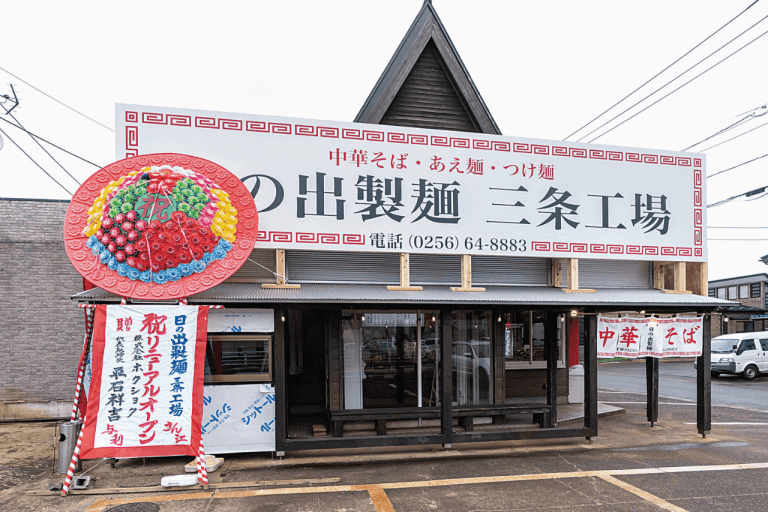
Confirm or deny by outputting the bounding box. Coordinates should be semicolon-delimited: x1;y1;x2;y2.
355;1;500;135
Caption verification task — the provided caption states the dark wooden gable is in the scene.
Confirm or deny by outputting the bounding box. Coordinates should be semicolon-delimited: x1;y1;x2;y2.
380;41;478;132
356;0;500;135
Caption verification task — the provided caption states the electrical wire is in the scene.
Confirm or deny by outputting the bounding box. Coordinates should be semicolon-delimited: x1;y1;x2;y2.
8;112;80;185
0;65;114;132
681;115;753;151
587;19;768;144
683;104;767;151
0;126;73;196
708;184;768;208
707;152;768;178
0;116;102;168
562;0;762;142
699;118;768;152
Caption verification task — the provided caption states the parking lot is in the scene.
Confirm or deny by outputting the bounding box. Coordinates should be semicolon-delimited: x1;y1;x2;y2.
3;360;768;511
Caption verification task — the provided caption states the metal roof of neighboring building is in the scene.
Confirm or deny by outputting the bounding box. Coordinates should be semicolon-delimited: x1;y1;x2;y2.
708;273;768;287
72;283;730;308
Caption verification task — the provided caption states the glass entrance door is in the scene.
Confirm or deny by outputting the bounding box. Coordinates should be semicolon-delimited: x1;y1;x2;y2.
342;311;439;409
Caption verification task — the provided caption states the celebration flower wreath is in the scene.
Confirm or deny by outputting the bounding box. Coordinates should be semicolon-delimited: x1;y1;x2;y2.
64;154;259;300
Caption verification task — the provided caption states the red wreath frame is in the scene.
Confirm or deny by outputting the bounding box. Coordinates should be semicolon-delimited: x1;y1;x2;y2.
64;153;259;301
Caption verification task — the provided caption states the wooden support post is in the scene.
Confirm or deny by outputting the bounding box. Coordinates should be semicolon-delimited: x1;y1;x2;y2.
686;262;708;296
697;314;712;437
440;309;453;448
562;258;595;294
274;309;286;455
551;259;562;288
545;312;558;427
661;261;692;294
646;357;659;426
653;262;665;290
262;250;301;289
450;255;485;292
387;253;423;291
584;315;597;440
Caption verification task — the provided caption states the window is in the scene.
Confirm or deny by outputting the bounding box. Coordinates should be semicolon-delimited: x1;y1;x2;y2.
751;283;761;298
737;339;756;355
204;334;272;383
737;321;754;333
717;288;726;300
451;311;492;405
708;289;716;298
739;285;749;299
728;286;737;300
502;310;566;369
341;310;440;409
759;339;768;351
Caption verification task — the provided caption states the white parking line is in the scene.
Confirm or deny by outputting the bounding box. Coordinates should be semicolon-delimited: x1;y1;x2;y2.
83;462;768;512
684;422;768;426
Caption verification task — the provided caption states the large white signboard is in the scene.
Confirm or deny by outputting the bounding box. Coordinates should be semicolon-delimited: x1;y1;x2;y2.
117;104;706;262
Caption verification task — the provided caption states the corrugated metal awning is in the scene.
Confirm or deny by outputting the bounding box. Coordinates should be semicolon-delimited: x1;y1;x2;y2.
72;283;730;307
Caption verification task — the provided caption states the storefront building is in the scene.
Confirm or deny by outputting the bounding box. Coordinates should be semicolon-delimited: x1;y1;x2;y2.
67;2;725;453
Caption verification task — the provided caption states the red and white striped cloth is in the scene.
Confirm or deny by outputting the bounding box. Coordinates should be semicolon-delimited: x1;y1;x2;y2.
70;308;95;421
61;414;87;496
197;436;208;486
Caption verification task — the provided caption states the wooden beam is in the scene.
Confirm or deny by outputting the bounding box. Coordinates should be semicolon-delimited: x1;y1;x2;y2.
262;249;300;289
551;259;562;288
562;258;595;294
450;255;485;292
387;253;423;291
661;261;692;294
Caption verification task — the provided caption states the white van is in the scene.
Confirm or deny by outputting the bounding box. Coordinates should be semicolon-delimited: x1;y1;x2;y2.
697;332;768;380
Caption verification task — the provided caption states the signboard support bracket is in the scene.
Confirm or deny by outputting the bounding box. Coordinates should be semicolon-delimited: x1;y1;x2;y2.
387;253;423;291
262;250;301;289
450;255;485;292
562;259;595;294
661;262;693;294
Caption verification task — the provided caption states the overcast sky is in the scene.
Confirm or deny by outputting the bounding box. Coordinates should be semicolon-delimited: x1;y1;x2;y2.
2;0;767;280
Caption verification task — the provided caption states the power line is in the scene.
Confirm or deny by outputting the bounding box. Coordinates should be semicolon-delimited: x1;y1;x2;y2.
8;112;80;185
0;116;102;168
562;0;761;141
0;65;114;132
0;126;73;196
707;152;768;178
708;184;768;208
587;19;768;144
699;118;768;152
681;114;753;151
683;104;767;151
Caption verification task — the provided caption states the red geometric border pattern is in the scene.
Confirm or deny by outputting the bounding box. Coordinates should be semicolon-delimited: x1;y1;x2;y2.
531;242;694;257
124;111;697;167
261;231;364;245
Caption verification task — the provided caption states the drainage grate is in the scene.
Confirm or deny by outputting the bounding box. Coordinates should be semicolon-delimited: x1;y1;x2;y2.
104;504;161;512
116;476;160;488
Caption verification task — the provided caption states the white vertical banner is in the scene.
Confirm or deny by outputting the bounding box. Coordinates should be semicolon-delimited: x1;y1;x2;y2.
597;315;703;359
81;304;208;459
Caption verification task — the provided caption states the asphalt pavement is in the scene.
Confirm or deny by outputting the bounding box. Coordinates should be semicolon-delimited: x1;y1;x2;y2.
2;360;768;511
598;359;768;413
